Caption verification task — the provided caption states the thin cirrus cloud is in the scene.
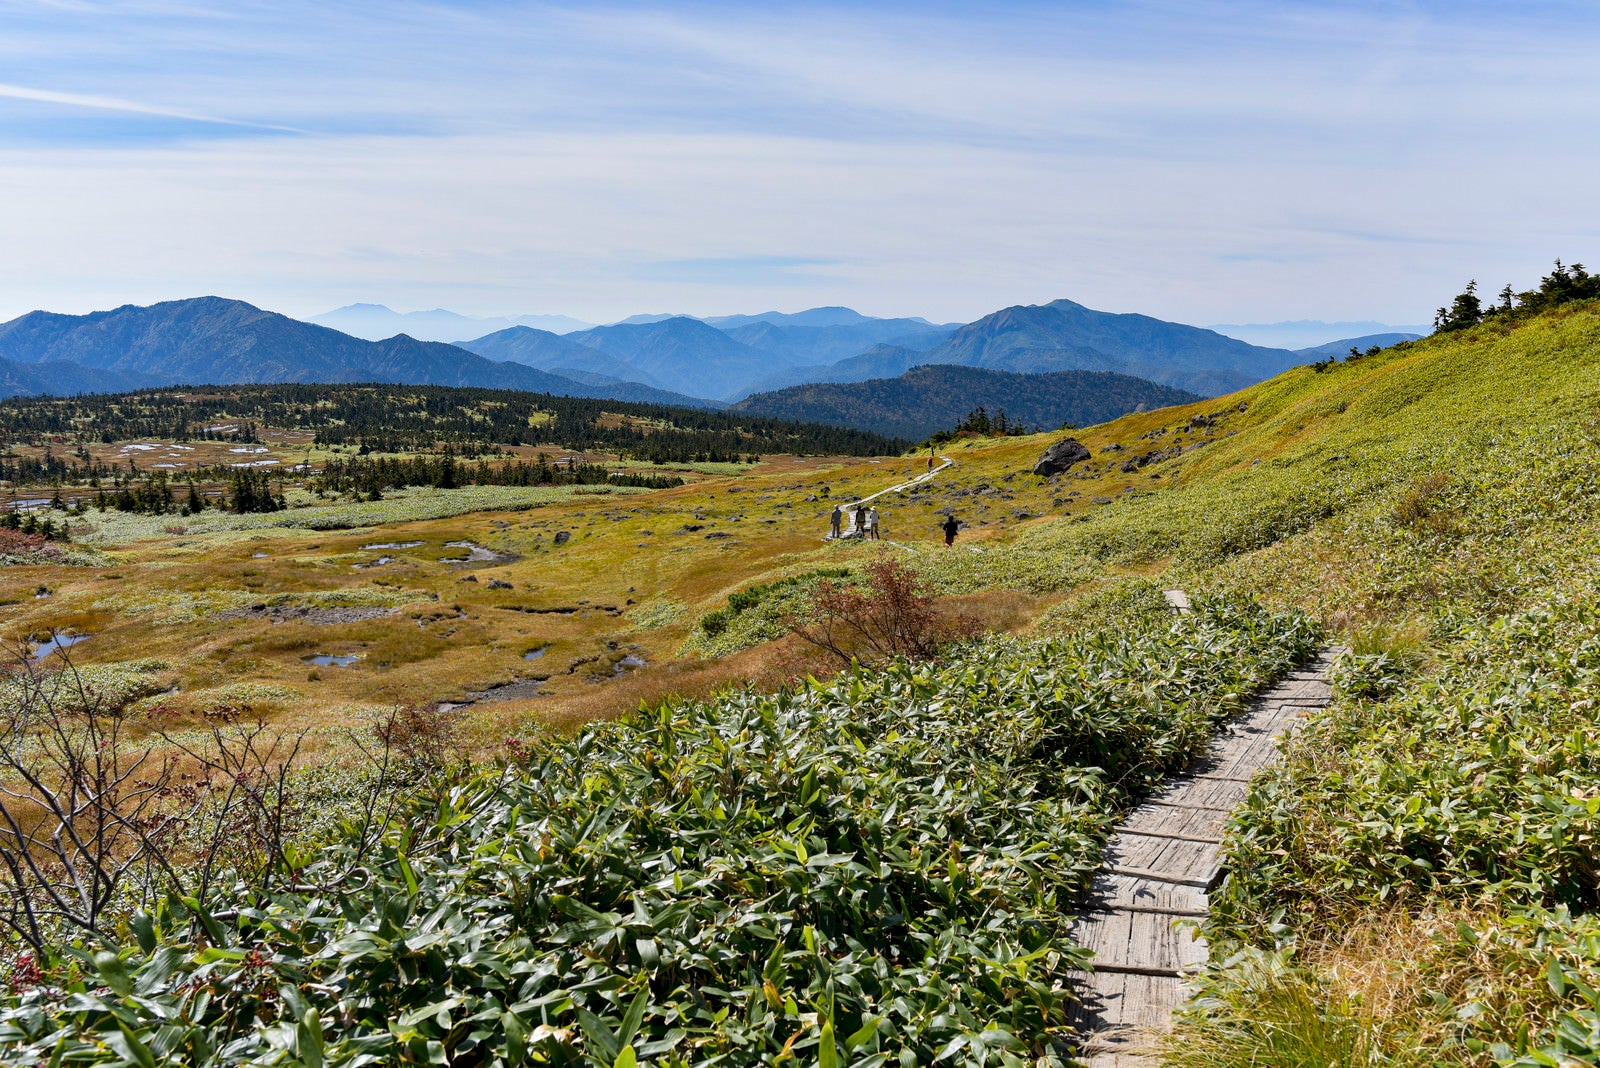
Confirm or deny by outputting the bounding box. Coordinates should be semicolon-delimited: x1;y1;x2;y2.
0;82;293;128
0;1;1597;325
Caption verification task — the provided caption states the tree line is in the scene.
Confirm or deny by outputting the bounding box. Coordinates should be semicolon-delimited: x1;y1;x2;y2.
0;383;902;459
1434;259;1600;334
310;452;682;499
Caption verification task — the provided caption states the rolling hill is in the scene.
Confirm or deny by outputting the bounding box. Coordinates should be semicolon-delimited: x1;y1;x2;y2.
731;363;1201;439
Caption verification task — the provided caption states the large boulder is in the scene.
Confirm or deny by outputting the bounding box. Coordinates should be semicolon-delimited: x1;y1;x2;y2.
1032;437;1091;476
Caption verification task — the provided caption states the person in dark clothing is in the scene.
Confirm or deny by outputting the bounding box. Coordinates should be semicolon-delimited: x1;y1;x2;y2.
830;504;842;539
855;504;867;537
942;514;959;547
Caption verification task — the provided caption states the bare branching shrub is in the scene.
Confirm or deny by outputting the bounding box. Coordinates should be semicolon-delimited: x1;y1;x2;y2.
0;644;427;951
157;708;307;905
0;640;195;949
789;559;979;666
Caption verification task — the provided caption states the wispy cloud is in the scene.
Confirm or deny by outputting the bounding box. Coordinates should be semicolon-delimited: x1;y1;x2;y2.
0;81;302;132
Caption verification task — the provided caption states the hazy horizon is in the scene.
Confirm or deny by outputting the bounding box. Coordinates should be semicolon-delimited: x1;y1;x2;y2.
4;1;1596;327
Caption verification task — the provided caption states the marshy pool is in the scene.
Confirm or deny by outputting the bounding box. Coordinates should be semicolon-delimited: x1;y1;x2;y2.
30;632;90;663
303;653;360;668
441;541;517;565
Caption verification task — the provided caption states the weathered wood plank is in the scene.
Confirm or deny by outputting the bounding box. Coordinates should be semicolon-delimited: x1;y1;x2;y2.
1102;832;1222;884
1071;908;1206;973
1086;872;1209;914
1191;736;1283;779
1122;803;1232;842
1147;774;1250;811
1068;969;1188;1066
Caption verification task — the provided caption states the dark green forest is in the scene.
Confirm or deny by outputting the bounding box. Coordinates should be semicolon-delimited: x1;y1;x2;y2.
0;382;903;460
732;364;1200;440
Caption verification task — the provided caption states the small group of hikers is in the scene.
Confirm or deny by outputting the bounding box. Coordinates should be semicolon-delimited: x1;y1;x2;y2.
829;502;961;547
830;502;881;540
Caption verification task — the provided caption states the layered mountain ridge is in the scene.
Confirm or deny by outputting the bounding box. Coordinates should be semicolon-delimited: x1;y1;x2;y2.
0;298;714;407
0;297;1402;436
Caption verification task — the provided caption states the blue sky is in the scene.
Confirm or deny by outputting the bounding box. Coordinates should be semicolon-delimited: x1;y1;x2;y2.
2;1;1597;326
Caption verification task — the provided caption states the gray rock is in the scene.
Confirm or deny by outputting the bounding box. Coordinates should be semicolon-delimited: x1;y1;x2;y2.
553;531;571;545
1032;437;1091;476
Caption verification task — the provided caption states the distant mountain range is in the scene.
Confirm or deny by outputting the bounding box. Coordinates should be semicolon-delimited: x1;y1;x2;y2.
311;304;591;342
458;313;959;402
0;296;1422;440
1210;319;1432;349
457;298;1301;401
1294;332;1424;358
732;364;1201;440
0;298;711;407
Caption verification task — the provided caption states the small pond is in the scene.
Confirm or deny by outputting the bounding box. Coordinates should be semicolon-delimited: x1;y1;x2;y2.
441;541;517;565
524;644;549;660
612;654;647;676
362;541;424;551
30;633;90;663
303;653;360;668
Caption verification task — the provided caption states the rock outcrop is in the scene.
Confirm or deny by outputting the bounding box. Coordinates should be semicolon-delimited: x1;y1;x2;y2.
1033;437;1091;476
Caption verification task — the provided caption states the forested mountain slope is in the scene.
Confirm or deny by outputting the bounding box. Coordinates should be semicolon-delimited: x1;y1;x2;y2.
732;363;1199;438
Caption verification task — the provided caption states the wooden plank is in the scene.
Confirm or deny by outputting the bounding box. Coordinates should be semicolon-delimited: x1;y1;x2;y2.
1086;872;1208;914
1122;803;1232;841
1272;677;1333;701
1103;832;1221;883
1147;774;1250;811
1072;908;1206;973
1105;865;1212;889
1111;825;1221;846
1068;969;1187;1066
1191;737;1283;780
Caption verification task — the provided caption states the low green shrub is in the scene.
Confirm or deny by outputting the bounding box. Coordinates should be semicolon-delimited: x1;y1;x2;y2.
0;598;1315;1066
1206;587;1600;1062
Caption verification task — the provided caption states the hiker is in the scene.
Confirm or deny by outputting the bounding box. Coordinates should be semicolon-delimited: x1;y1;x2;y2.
855;504;868;539
830;504;842;539
943;514;959;547
866;507;880;540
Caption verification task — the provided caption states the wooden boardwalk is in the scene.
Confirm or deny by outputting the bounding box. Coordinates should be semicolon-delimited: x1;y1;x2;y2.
1067;649;1338;1066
